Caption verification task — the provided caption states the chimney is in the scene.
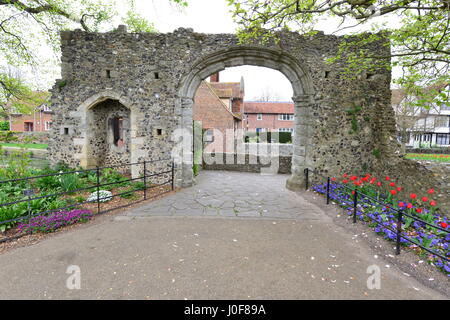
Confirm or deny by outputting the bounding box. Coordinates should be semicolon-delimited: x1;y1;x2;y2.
210;72;219;82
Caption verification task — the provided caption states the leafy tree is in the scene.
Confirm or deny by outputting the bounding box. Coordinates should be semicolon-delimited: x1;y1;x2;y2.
0;0;178;116
226;0;450;108
122;11;156;33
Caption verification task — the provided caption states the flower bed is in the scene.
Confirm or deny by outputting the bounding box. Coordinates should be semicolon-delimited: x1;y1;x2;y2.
17;209;93;233
406;153;450;163
311;173;450;277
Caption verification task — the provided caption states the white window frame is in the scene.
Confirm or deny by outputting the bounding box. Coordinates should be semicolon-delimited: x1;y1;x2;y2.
44;121;52;131
278;114;294;121
257;113;262;120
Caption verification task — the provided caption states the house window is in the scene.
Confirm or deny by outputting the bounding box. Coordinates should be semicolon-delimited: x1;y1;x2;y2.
44;121;52;131
257;113;262;120
42;105;52;112
24;122;33;132
112;117;124;147
436;133;450;145
278;114;294;121
278;128;294;133
434;116;449;128
204;129;214;142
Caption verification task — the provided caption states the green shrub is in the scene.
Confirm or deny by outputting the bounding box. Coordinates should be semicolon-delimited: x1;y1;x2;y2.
133;181;145;190
120;187;139;199
193;163;200;176
0;149;33;179
35;173;61;191
54;161;71;172
59;173;85;193
0;122;9;131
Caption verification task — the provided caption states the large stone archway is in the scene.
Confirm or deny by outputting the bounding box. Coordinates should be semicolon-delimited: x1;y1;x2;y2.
49;27;397;192
176;47;316;188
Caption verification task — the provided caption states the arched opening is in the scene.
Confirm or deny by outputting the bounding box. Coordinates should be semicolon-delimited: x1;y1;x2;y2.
86;99;131;170
177;47;316;189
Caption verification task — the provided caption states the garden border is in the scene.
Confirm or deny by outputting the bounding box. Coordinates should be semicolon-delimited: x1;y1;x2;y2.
0;158;175;243
304;168;449;264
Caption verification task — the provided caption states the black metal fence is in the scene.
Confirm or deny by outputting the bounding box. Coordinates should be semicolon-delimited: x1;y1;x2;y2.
304;168;449;263
0;159;175;243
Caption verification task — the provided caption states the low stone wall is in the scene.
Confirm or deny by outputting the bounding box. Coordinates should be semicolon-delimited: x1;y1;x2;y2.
1;146;48;159
406;148;450;154
242;143;293;156
202;153;292;174
1;131;51;144
374;156;450;218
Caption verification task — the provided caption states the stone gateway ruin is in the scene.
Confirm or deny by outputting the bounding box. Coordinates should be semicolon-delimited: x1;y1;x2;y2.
49;27;449;209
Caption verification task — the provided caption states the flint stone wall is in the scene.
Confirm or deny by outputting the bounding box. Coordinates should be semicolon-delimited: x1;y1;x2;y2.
48;27;449;214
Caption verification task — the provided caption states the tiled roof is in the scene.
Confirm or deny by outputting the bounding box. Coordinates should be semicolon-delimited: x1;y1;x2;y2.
243;101;294;114
209;82;243;99
203;82;242;120
391;88;406;105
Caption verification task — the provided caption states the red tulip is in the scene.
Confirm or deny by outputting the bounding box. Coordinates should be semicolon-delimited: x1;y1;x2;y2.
390;190;397;195
421;196;428;202
398;202;405;207
389;182;395;187
351;190;355;195
377;182;382;187
370;178;376;184
385;176;390;181
343;179;348;184
410;193;417;200
350;176;358;181
430;200;437;207
416;208;422;213
344;174;348;178
397;187;402;192
428;188;434;194
440;222;448;229
407;203;413;209
331;177;336;181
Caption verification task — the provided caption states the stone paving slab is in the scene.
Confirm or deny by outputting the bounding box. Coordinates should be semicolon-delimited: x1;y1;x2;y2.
0;171;446;299
125;171;326;220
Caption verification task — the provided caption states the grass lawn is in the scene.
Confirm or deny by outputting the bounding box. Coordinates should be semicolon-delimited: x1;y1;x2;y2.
0;143;48;149
405;153;450;162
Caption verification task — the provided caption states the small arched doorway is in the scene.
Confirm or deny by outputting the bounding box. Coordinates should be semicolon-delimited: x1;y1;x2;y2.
177;46;316;189
86;99;131;170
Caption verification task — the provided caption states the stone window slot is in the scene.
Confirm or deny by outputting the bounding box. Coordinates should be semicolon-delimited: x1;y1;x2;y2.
154;72;160;79
106;70;111;78
156;128;162;136
112;117;124;147
325;71;330;78
64;127;69;135
366;73;375;80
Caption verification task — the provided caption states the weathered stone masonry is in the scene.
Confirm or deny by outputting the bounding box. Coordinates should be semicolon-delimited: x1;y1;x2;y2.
48;27;449;211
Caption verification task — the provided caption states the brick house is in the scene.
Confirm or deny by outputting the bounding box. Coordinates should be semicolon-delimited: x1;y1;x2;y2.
243;101;294;134
193;73;243;152
7;92;53;132
193;72;295;149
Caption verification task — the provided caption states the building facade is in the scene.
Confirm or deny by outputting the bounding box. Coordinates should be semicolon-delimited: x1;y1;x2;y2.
393;85;450;147
5;91;53;132
243;101;294;134
9;104;53;132
193;74;242;152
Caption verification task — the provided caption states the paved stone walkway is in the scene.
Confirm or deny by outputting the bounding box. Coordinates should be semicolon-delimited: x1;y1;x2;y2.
126;171;323;220
0;171;446;299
